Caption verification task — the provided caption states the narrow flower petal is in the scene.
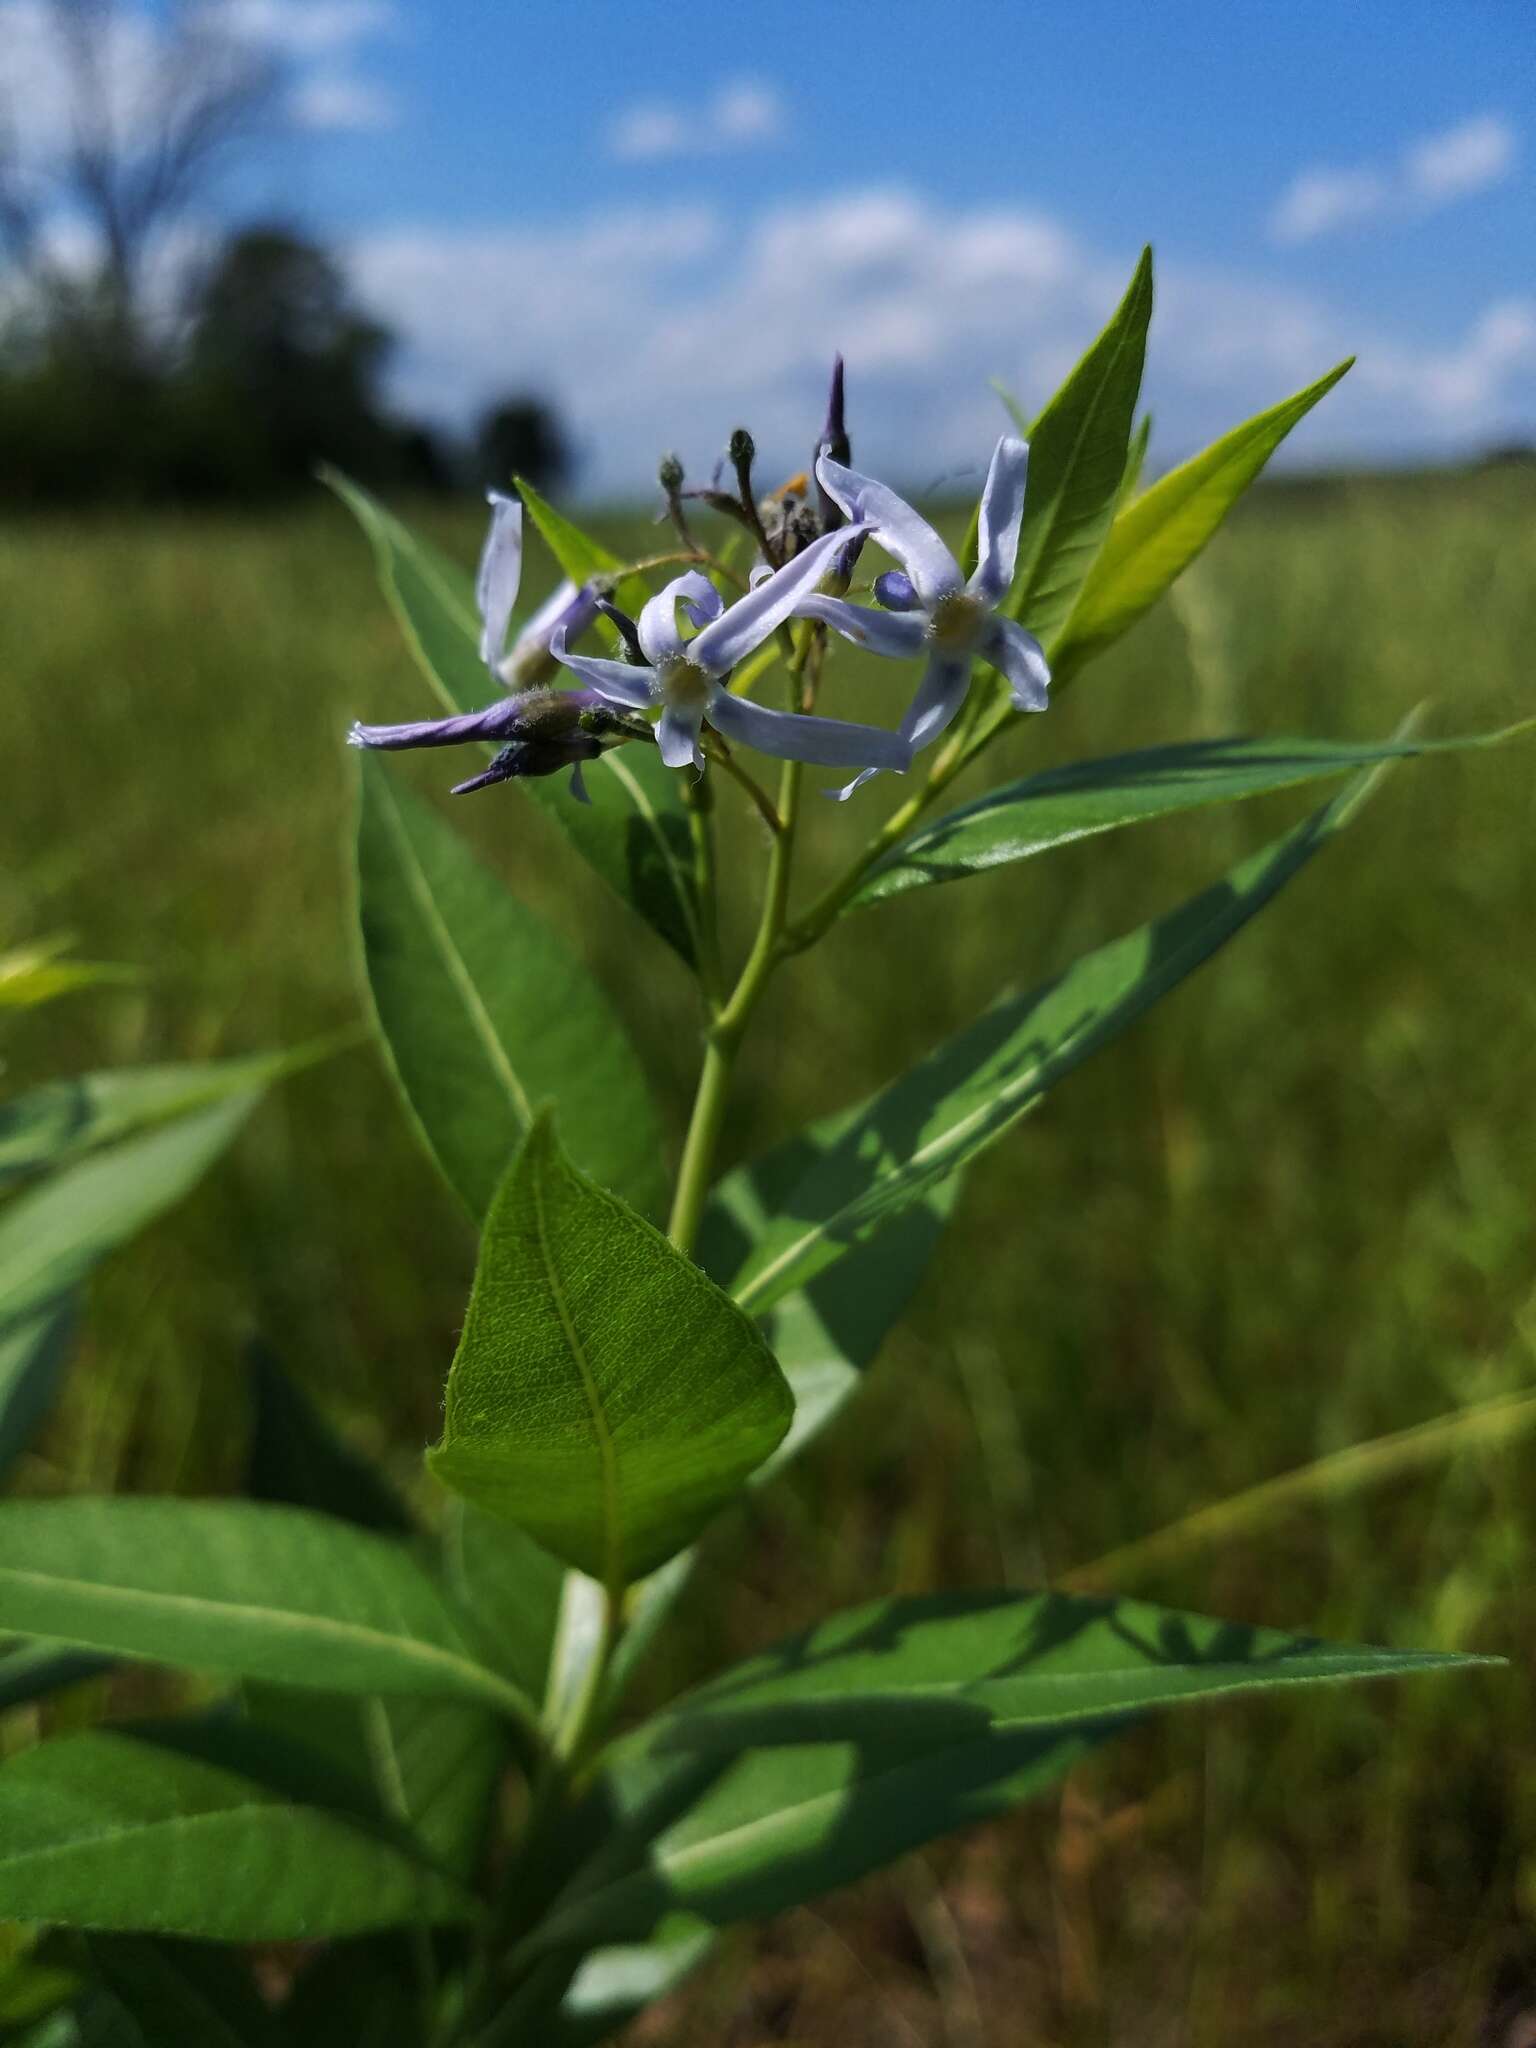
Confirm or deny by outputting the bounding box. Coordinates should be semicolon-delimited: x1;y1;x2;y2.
503;579;600;682
689;523;872;675
984;616;1051;711
814;456;961;606
825;766;882;804
657;701;706;770
638;570;721;665
794;593;928;659
706;685;911;771
569;761;593;804
347;702;526;750
550;629;656;709
968;436;1029;606
475;492;524;669
899;654;974;752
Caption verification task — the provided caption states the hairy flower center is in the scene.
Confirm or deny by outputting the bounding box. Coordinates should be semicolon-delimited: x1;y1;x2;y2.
659;657;712;711
928;591;985;652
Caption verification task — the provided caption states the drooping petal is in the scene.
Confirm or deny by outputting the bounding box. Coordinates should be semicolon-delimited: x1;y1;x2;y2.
794;593;928;660
983;616;1051;711
638;570;722;666
550;629;656;708
706;684;911;772
689;522;872;676
657;700;706;770
475;492;524;669
814;456;961;606
968;436;1029;606
347;701;527;751
825;766;882;804
898;654;974;752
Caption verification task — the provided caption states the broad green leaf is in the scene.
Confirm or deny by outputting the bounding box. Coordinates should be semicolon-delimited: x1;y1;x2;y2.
429;1114;793;1585
0;1094;259;1334
730;767;1381;1316
244;1341;414;1534
0;1049;299;1190
640;1589;1487;1750
1006;246;1153;647
1119;412;1152;502
0;1498;531;1719
555;1917;715;2047
0;1731;473;1939
846;723;1536;912
356;757;665;1221
85;1940;280;2048
326;469;700;965
0;1296;76;1482
0;1640;111;1713
1054;359;1352;676
530;1723;1102;1957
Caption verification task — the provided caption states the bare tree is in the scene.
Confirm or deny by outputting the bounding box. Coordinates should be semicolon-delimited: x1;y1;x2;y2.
0;0;284;351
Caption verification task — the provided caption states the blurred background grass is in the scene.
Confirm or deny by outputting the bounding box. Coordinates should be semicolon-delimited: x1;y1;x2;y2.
2;465;1534;2044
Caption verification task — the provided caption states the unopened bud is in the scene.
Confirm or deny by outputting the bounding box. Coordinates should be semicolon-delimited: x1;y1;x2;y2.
657;451;685;495
728;427;755;470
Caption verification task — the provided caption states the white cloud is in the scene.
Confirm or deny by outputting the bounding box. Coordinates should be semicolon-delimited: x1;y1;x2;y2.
344;186;1536;496
289;73;397;132
607;78;786;162
1271;112;1519;244
217;0;400;58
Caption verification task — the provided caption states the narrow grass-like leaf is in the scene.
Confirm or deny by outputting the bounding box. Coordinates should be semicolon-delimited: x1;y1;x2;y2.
0;1498;531;1720
1006;247;1153;646
0;1296;76;1482
0;938;133;1013
1054;359;1352;675
731;767;1381;1315
356;758;664;1219
848;723;1535;912
640;1589;1488;1751
0;1732;473;1939
326;469;700;964
0;1094;259;1334
429;1114;793;1585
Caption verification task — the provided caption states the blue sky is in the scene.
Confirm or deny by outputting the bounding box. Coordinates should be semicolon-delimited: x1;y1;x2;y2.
12;0;1536;491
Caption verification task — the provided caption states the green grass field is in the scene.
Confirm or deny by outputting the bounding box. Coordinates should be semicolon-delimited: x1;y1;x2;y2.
3;464;1534;2043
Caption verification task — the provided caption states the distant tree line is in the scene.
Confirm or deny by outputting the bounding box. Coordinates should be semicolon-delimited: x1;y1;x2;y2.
0;0;567;506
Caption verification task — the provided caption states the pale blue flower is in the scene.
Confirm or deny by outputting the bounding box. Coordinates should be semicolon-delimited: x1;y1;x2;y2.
475;490;524;671
551;525;911;778
794;437;1050;796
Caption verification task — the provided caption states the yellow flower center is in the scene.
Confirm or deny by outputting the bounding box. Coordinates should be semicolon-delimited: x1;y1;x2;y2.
928;591;985;652
659;657;712;710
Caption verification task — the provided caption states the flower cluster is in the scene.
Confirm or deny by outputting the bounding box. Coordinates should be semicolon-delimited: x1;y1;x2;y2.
348;368;1051;803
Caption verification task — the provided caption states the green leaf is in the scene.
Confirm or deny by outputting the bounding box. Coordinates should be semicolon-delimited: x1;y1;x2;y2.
0;1094;260;1334
1119;412;1152;503
429;1114;793;1585
730;766;1382;1316
244;1341;414;1535
0;939;133;1014
441;1500;567;1704
355;756;665;1221
555;1917;715;2046
514;477;652;629
325;468;700;965
279;1938;421;2047
0;1498;532;1719
0;1731;473;1939
640;1589;1488;1750
0;1296;76;1482
846;723;1536;912
1005;247;1153;647
1054;359;1352;676
0;1641;111;1714
84;1940;280;2048
0;1050;300;1191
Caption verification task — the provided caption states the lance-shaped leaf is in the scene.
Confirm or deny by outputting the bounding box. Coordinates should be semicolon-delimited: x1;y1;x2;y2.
0;1640;112;1714
1053;359;1351;676
0;1296;77;1484
356;757;665;1220
326;469;700;965
0;1498;532;1721
0;1732;473;1940
846;722;1536;913
0;1092;260;1335
555;1917;716;2047
429;1114;793;1586
730;766;1381;1316
1002;245;1153;647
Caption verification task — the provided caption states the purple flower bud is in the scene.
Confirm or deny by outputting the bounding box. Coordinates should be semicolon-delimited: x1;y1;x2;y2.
451;733;604;798
874;569;919;612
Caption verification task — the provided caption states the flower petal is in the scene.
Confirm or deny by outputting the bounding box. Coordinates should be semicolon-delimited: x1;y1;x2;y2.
707;684;911;771
502;578;600;683
984;617;1051;712
550;629;656;708
657;701;706;770
689;523;872;675
638;570;721;666
899;654;973;752
794;593;928;660
347;702;525;751
568;760;593;804
814;456;961;606
825;766;883;804
476;492;524;669
968;436;1029;606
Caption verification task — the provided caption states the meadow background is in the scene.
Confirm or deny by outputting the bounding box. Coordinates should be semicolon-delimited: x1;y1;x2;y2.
2;459;1533;2044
